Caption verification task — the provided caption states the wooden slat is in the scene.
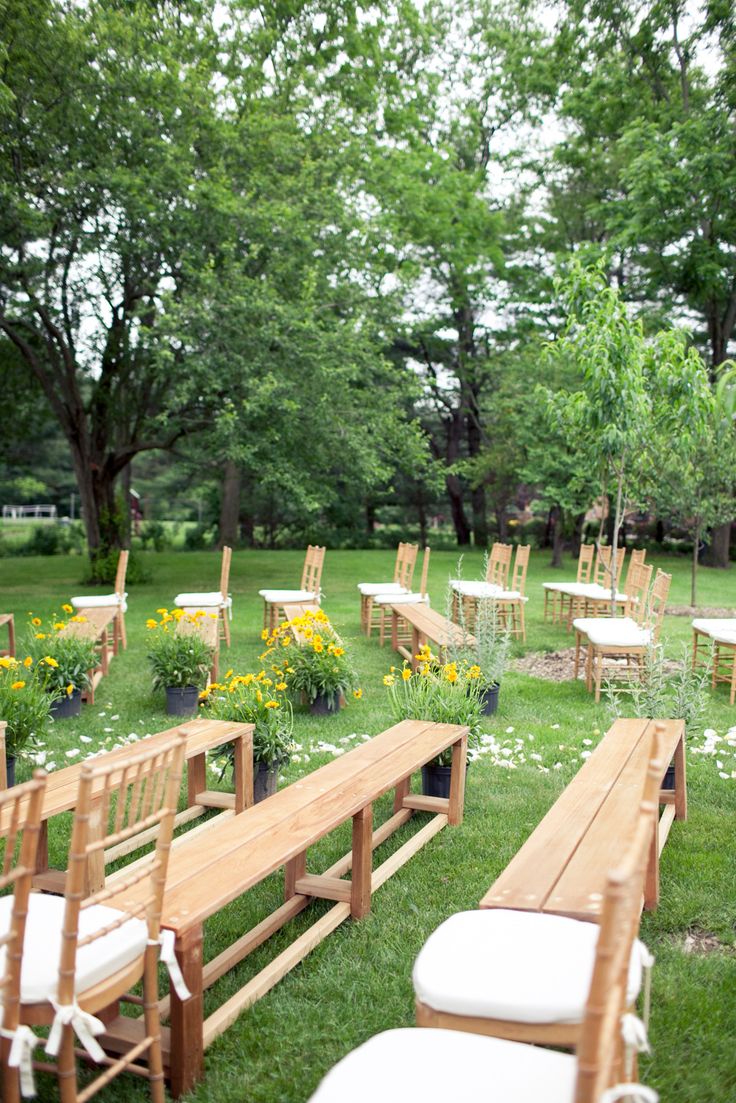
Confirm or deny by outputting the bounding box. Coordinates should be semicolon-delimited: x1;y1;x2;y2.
294;874;352;903
390;603;471;649
658;803;677;854
402;794;449;814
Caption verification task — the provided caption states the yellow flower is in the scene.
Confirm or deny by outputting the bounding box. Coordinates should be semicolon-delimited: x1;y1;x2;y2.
31;617;41;627
353;688;363;700
198;689;210;700
445;669;458;684
53;621;65;631
224;669;233;680
467;665;482;680
281;636;291;647
332;647;345;657
23;656;33;668
43;656;59;668
261;629;270;641
303;627;313;640
146;619;158;629
35;632;47;639
172;609;184;620
62;603;73;614
66;683;74;696
157;607;168;615
313;640;324;653
70;614;86;623
401;667;412;681
264;700;280;709
275;681;287;691
383;674;395;687
11;680;25;690
256;689;263;703
0;657;12;669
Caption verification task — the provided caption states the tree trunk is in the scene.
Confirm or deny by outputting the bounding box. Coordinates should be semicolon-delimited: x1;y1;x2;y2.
240;511;255;547
471;484;488;547
572;511;586;557
496;507;508;542
704;521;732;569
609;467;625;618
218;459;241;549
447;474;471;545
365;501;377;534
543;508;554;549
551;506;564;567
416;489;428;548
120;462;132;543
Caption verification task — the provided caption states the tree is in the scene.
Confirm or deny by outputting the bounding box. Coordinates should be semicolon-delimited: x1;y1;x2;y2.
545;261;712;613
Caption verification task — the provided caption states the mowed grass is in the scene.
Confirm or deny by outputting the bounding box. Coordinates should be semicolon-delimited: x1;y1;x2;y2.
1;547;735;1101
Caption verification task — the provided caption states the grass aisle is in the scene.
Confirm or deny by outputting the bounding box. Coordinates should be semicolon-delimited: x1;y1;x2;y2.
1;548;735;1101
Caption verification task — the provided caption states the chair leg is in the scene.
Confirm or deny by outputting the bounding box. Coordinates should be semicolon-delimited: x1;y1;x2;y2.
221;606;231;648
594;650;603;702
57;1023;78;1103
730;650;736;706
1;1037;21;1103
118;609;127;650
574;631;582;678
143;947;167;1103
364;597;374;638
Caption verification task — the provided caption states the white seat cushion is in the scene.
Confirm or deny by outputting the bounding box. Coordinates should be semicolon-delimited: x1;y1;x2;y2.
175;591;229;608
451;581;503;598
583;619;651;647
258;589;317;603
358;582;408;596
412;909;643;1024
374;592;429;606
693;618;736;645
492;590;527;602
309;1027;577;1103
0;895;147;1004
71;593;126;609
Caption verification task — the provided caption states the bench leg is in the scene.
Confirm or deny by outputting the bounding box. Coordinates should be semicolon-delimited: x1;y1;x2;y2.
674;733;687;821
351;805;373;918
644;818;659;910
285;850;307;901
448;735;467;827
187;752;207;809
169;925;204;1098
393;776;411;814
233;733;253;812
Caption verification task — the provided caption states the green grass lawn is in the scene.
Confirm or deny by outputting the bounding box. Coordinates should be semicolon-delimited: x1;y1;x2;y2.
1;547;735;1101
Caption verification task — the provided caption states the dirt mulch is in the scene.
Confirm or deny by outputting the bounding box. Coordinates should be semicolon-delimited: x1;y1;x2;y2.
512;647;682;684
681;929;736;956
667;605;736;617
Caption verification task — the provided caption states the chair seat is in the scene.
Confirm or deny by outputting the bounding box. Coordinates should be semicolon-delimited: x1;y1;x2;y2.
0;895;146;1004
258;589;318;603
412;909;643;1024
693;618;736;645
491;590;528;602
374;592;429;606
71;593;126;610
175;590;229;608
546;582;607;598
450;581;503;598
308;1027;577;1103
358;582;408;596
581;619;651;648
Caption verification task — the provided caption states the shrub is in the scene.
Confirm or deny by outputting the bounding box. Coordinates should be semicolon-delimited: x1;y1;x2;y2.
0;657;52;756
145;609;213;692
202;673;294;767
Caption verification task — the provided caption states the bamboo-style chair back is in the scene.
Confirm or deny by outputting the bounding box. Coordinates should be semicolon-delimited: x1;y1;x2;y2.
57;734;186;1009
0;773;46;1053
645;570;672;640
508;545;530;595
218;545;232;596
623;548;646;593
416;546;430;596
485;543;512;588
300;546;326;596
624;562;653;625
574;724;664;1103
576;543;595;583
114;550;130;599
389;543;411;584
396;543;419;591
594;545;626;588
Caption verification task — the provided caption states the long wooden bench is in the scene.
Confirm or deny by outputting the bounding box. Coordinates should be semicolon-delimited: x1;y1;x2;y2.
388;602;475;670
480;717;686;920
107;719;469;1097
0;718;254;894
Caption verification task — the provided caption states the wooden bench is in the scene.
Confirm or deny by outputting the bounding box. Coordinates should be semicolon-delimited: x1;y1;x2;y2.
281;600;323;642
0;613;14;657
388;603;475;670
177;607;221;682
479;717;686;920
0;718;254;895
108;719;469;1097
58;606;119;703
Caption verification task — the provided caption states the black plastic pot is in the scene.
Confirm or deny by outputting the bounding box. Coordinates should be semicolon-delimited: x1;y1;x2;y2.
165;685;200;716
480;683;500;716
50;688;82;720
5;756;15;788
253;762;280;803
421;763;453;798
662;760;676;791
309;692;340;716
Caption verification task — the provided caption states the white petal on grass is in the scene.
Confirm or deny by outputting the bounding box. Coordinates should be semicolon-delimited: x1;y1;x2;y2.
65;749;80;758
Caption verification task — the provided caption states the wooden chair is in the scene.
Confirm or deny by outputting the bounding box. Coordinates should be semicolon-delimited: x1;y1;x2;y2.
692;618;736;705
577;549;647;621
9;734;187;1102
0;771;46;1103
450;543;512;624
175;609;221;684
374;546;431;647
457;545;530;640
71;549;129;650
358;543;419;637
578;569;672;702
565;545;627;629
174;545;233;647
258;545;326;634
411;724;664;1055
542;543;595;624
308;731;662;1102
572;562;653;683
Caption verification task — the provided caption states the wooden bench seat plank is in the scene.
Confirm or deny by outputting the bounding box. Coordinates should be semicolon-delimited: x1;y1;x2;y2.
391;604;470;649
123;721;465;929
479;718;651;912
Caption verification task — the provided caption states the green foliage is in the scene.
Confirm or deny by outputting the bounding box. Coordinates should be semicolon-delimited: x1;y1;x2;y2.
448;575;512;689
204;673;294;767
26;632;97;697
606;642;710;736
82;548;149;586
0;657;51;756
269;612;358;706
145;613;213;692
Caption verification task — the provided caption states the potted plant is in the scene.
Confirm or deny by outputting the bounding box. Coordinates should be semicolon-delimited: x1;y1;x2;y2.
269;611;358;714
146;610;213;715
451;594;511;716
27;611;97;719
0;656;52;784
202;672;295;801
384;649;485;797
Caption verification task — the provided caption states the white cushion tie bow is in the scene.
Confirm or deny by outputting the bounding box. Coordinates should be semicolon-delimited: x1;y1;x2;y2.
600;1085;659;1103
151;929;191;1001
46;1001;106;1063
1;1025;40;1097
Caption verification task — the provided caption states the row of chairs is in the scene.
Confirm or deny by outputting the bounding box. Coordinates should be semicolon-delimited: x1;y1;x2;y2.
0;736;188;1102
308;726;666;1102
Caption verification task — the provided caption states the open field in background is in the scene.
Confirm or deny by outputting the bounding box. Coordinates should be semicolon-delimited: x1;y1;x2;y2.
0;548;735;1101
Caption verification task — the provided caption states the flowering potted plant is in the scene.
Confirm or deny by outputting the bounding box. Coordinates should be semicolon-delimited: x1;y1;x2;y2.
383;647;485;797
0;656;51;784
146;609;214;715
27;609;97;719
265;611;358;715
201;670;295;801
